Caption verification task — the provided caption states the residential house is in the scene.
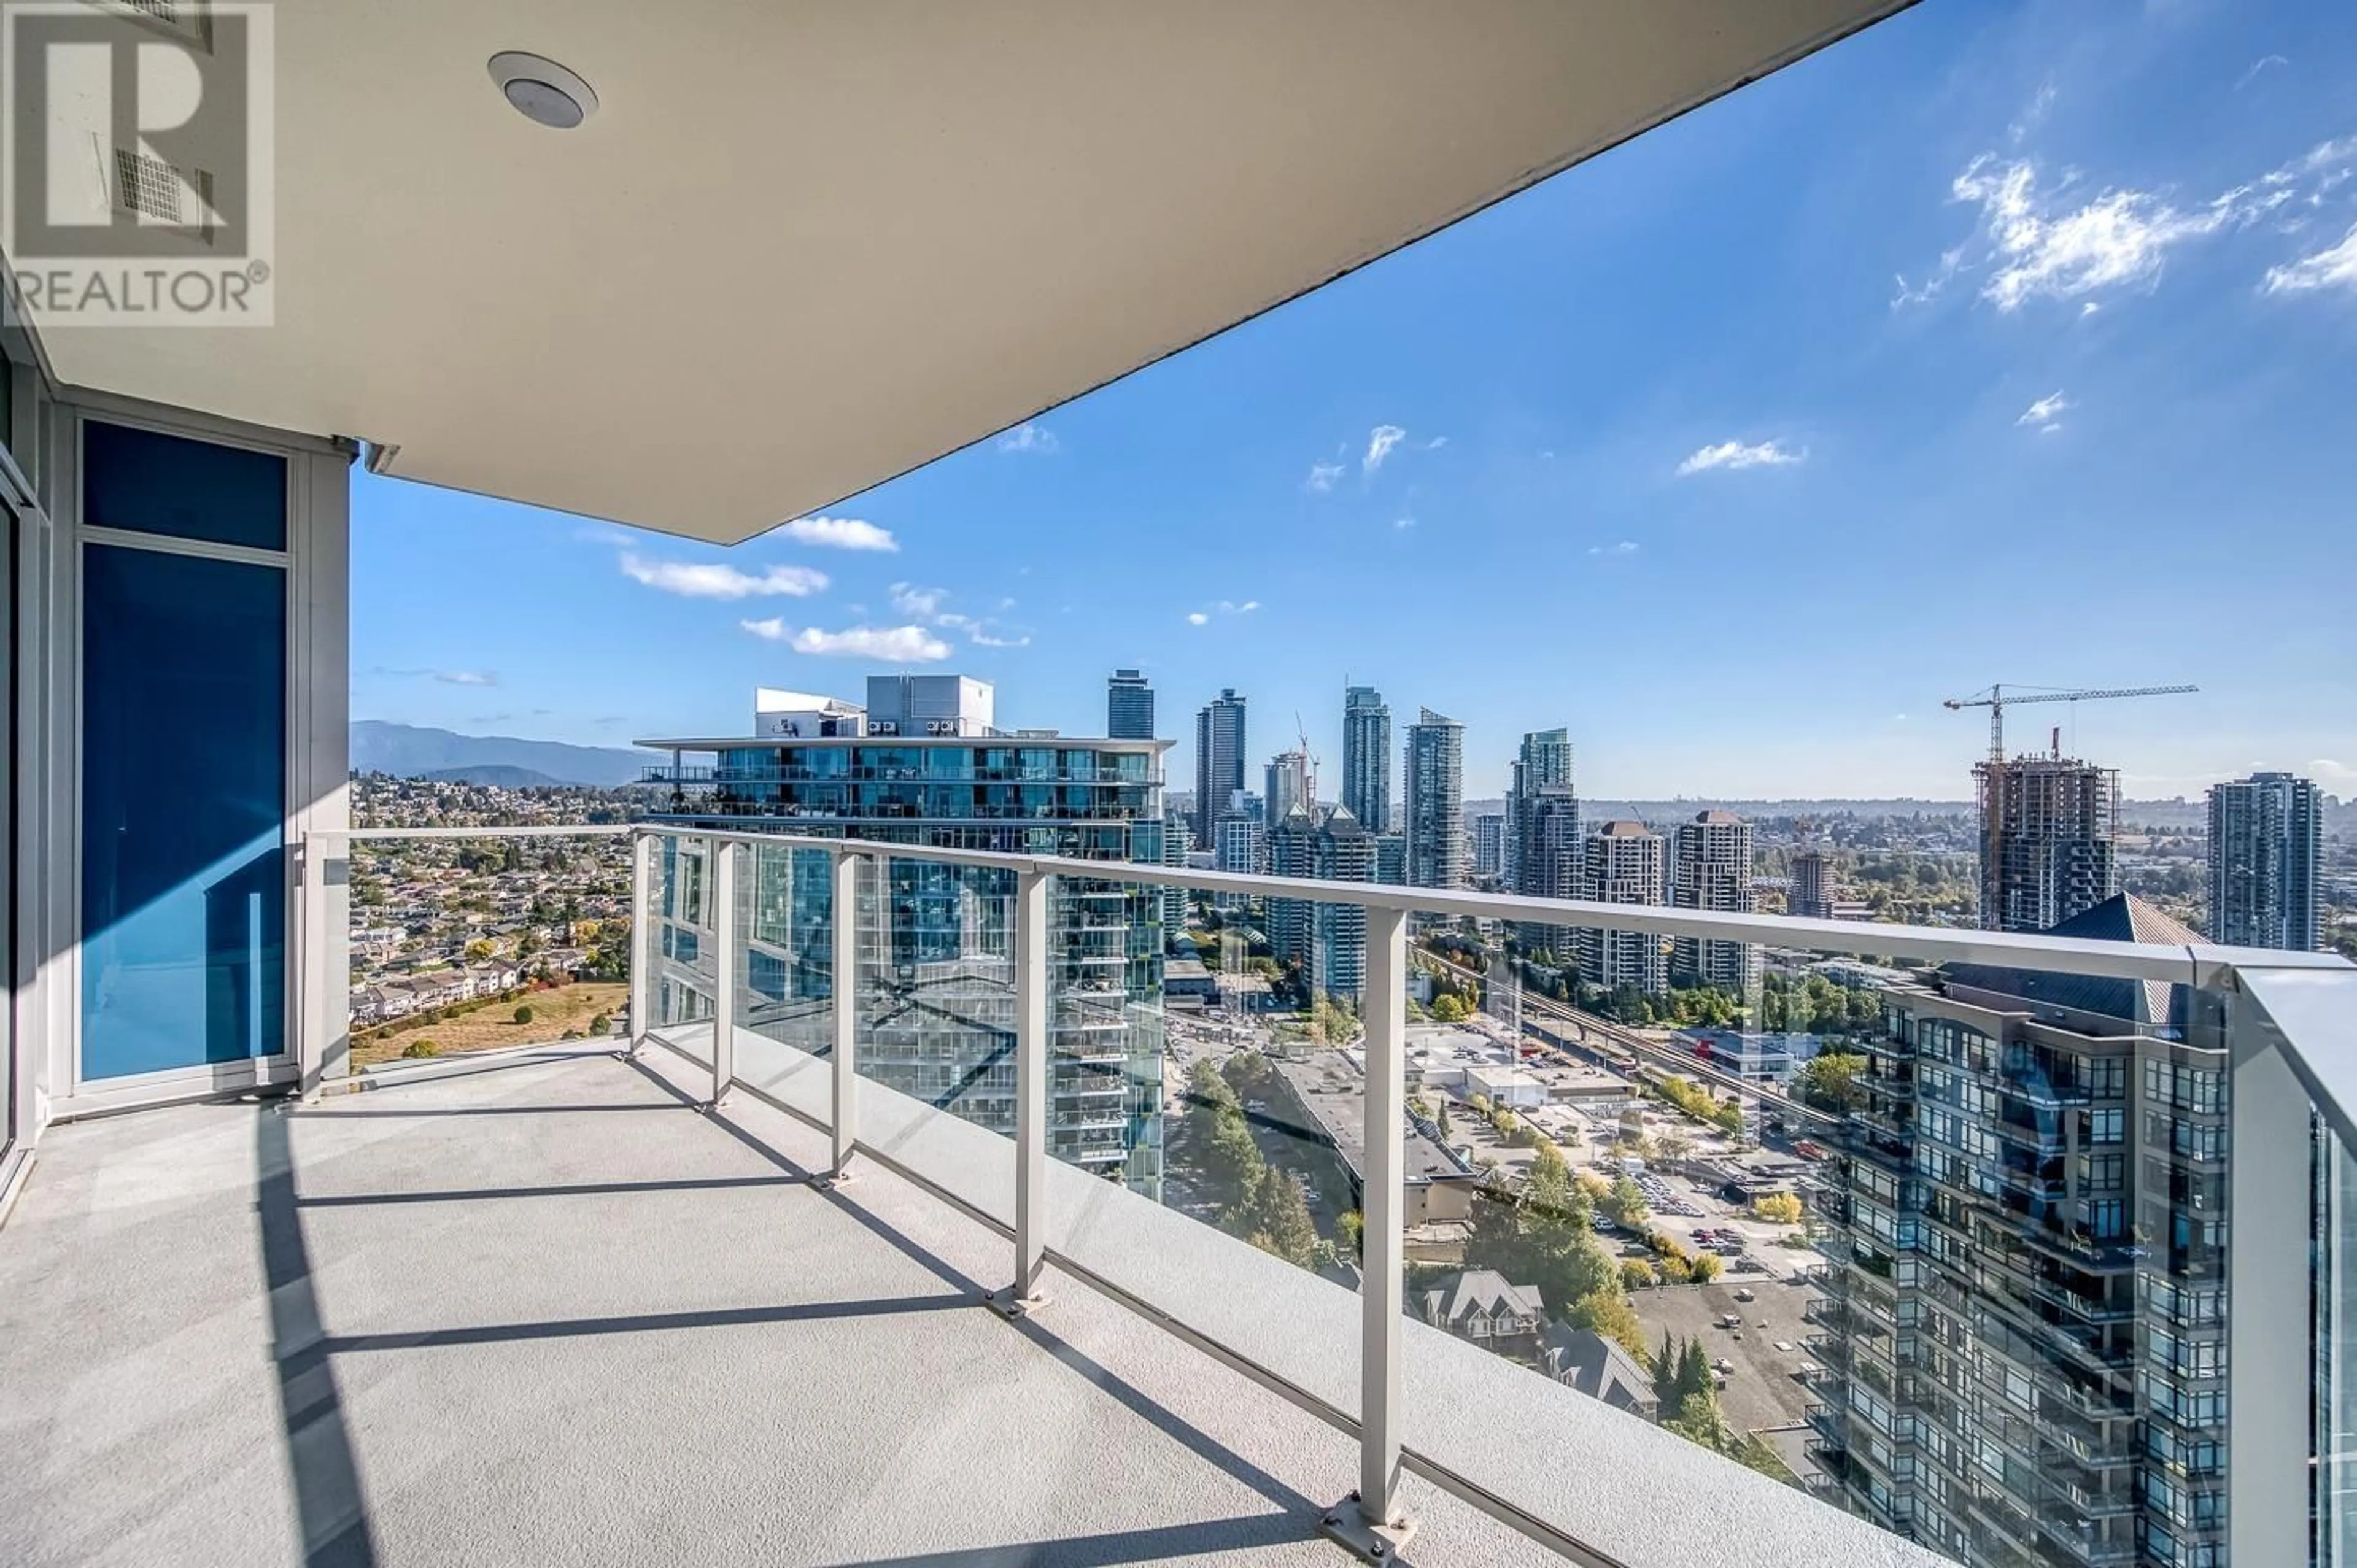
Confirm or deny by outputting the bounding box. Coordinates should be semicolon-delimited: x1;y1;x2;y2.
1419;1269;1545;1356
1541;1325;1658;1419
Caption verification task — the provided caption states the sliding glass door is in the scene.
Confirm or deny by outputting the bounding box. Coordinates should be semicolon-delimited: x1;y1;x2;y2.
77;419;290;1084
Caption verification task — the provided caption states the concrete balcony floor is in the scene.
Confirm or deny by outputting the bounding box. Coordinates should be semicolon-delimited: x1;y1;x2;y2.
0;1046;1563;1568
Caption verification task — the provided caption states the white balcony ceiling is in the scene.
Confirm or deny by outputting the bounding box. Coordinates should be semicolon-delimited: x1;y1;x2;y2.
36;1;1907;544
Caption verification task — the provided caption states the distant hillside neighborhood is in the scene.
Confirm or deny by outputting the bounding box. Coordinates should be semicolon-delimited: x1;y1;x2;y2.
350;720;658;787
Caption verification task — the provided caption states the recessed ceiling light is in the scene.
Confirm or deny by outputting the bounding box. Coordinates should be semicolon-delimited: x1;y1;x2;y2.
487;52;598;129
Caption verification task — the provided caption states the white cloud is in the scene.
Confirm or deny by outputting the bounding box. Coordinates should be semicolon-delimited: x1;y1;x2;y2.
1892;245;1965;308
2263;221;2357;295
2007;81;2056;146
2237;54;2289;91
1423;435;1449;450
622;553;827;600
935;611;1032;649
1393;517;1416;530
2016;390;2072;430
889;582;946;617
381;666;498;687
1363;424;1406;474
1587;540;1639;557
894;589;1034;649
997;422;1059;455
1676;439;1805;476
1900;131;2357;315
1304;461;1345;493
2294;133;2357;174
1186;599;1260;626
1954;155;2240;311
740;619;951;662
776;516;898;552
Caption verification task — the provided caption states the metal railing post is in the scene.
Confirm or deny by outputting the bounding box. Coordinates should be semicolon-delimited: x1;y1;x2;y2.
1328;902;1414;1559
627;832;655;1057
2225;976;2313;1568
828;849;860;1182
298;833;352;1099
991;866;1050;1316
708;841;739;1109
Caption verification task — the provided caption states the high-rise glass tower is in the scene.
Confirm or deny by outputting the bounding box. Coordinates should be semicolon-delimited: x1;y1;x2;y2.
1671;809;1759;991
1193;689;1247;840
1341;686;1393;834
1265;749;1311;825
1507;728;1578;955
1507;728;1574;889
2207;770;2321;950
1575;821;1666;994
1107;668;1155;740
1269;803;1377;1002
1404;708;1466;891
646;677;1169;1192
1815;894;2226;1568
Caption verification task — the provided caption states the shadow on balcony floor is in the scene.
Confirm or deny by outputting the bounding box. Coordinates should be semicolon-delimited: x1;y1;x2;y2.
0;1049;1561;1568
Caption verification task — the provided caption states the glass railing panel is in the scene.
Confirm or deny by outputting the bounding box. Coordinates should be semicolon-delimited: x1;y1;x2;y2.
342;826;632;1073
1024;873;1363;1421
843;851;1017;1217
646;831;720;1062
1396;919;2199;1564
724;836;840;1123
2323;1116;2357;1568
1046;876;1376;1279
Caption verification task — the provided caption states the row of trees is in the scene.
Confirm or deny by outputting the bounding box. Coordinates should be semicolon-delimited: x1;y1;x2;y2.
1757;973;1883;1037
1183;1055;1322;1269
1463;1144;1646;1361
1652;1073;1745;1135
1651;1333;1792;1481
1789;1051;1868;1113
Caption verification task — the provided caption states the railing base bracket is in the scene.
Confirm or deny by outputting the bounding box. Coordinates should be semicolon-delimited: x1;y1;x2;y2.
810;1172;854;1192
985;1286;1048;1319
1319;1500;1414;1562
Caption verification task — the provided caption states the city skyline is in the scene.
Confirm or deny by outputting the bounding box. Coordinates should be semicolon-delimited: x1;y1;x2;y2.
349;1;2357;800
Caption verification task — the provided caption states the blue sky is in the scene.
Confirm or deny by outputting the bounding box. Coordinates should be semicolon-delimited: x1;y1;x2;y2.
353;0;2357;802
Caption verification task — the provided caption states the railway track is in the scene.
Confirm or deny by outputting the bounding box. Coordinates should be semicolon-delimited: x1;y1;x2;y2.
1414;943;1846;1134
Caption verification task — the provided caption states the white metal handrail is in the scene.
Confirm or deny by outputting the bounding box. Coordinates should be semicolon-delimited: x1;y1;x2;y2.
625;821;2340;986
319;824;635;841
310;820;2357;1567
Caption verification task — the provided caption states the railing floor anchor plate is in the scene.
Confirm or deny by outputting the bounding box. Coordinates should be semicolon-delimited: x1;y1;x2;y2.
1319;1500;1415;1563
985;1286;1049;1319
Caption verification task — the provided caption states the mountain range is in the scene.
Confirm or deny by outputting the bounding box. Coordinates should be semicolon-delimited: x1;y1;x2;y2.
350;722;657;788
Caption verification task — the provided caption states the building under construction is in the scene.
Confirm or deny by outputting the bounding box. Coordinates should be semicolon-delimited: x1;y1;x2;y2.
1975;753;2121;933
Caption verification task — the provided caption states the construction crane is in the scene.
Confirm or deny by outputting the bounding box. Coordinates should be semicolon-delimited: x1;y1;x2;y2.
1943;683;2199;767
1293;710;1321;808
1945;682;2197;930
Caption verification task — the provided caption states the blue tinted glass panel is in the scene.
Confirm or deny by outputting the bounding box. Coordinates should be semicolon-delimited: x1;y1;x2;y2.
82;544;285;1078
83;420;287;550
